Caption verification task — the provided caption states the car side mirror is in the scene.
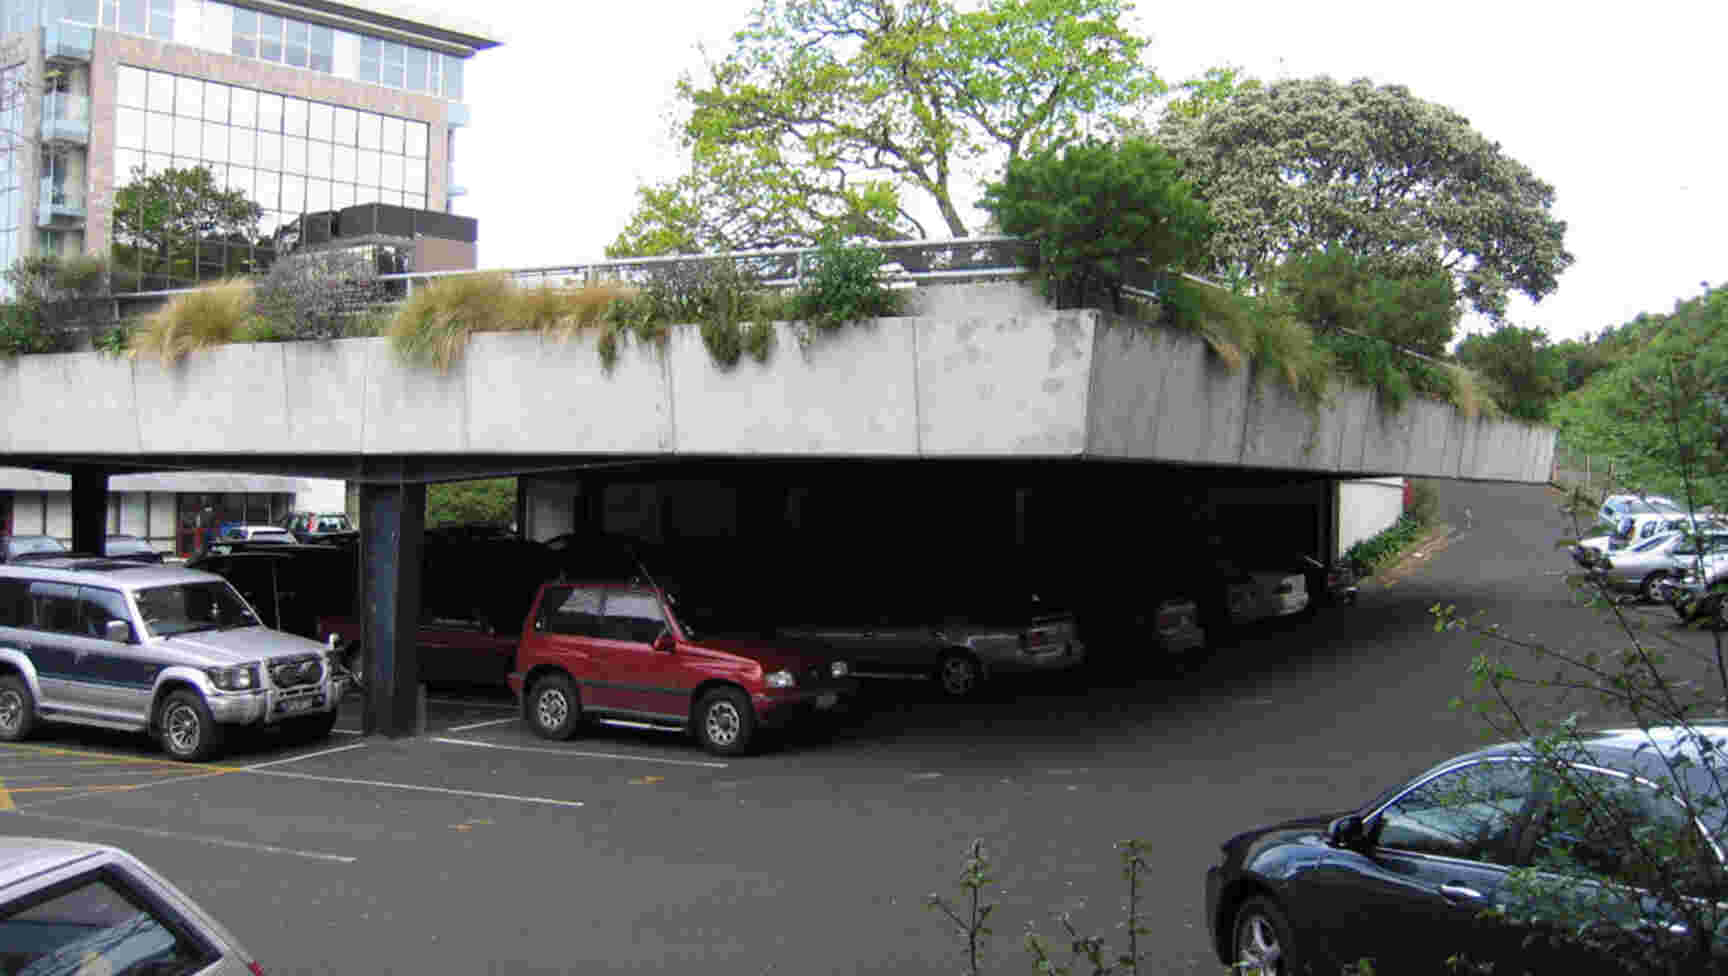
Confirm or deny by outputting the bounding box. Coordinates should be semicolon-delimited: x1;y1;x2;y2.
652;631;675;653
104;619;132;643
1325;814;1367;850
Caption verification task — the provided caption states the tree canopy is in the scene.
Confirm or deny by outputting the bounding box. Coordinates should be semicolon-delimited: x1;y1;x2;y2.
112;164;263;264
1156;77;1573;320
1454;323;1566;423
608;0;1162;257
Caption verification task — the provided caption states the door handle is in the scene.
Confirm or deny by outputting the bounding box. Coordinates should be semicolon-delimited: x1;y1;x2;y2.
1439;884;1484;902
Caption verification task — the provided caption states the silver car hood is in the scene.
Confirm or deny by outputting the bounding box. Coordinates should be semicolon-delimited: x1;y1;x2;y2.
146;627;326;666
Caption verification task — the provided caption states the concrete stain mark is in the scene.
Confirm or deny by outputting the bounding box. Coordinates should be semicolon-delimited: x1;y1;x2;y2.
1046;315;1088;371
1042;378;1065;395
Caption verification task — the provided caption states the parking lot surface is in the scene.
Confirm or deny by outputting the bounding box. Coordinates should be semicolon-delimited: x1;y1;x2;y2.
3;480;1702;974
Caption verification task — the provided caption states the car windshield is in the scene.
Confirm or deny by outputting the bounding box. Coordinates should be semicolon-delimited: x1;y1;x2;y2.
8;536;66;556
314;516;350;532
135;581;259;637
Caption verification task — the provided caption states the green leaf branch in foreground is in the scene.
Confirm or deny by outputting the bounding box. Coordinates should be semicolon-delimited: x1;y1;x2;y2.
609;0;1163;256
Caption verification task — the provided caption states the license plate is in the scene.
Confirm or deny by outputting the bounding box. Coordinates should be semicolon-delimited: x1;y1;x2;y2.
277;696;322;715
816;692;838;709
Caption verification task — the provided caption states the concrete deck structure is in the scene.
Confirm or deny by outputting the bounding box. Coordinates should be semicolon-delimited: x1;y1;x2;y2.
0;282;1552;481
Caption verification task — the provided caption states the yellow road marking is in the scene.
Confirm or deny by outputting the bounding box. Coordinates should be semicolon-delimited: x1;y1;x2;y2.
0;743;238;771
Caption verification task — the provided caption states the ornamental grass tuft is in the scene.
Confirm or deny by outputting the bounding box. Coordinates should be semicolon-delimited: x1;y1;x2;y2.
129;278;255;365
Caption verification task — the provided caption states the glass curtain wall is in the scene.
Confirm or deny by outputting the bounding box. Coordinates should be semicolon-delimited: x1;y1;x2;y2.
111;65;430;289
0;64;23;281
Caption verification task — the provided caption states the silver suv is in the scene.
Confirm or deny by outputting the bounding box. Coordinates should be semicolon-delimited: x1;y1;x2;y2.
0;557;346;761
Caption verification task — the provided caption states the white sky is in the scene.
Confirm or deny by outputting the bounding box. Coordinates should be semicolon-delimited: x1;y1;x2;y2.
457;0;1726;343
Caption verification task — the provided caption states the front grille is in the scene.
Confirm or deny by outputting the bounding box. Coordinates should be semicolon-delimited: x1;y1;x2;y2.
269;654;325;689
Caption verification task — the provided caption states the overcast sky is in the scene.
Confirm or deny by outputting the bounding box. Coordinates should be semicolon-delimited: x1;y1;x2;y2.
456;0;1725;343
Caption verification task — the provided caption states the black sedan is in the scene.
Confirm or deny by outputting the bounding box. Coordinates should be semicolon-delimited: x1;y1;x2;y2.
1205;727;1728;975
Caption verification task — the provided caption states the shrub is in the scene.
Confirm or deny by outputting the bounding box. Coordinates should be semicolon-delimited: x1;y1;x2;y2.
254;249;388;340
0;304;59;356
128;278;254;364
792;239;898;335
982;137;1213;310
1343;512;1430;575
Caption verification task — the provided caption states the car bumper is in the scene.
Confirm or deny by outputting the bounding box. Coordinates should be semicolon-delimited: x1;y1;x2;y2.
1204;866;1223;962
206;679;343;726
985;640;1086;673
754;680;860;727
1264;592;1310;617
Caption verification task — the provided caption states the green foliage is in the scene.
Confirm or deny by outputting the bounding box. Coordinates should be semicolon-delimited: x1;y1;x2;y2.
128;278;255;364
609;0;1162;255
92;326;130;357
981;137;1213;310
1158;77;1573;319
1160;65;1262;123
1455;323;1566;422
1550;284;1728;508
0;303;58;356
427;479;516;529
112;165;263;267
926;839;995;976
1271;249;1461;357
792;240;900;335
1343;512;1430;575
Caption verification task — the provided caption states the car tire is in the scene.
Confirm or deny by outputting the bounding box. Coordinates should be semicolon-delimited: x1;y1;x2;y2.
694;687;756;757
1233;896;1298;976
0;673;36;742
1640;572;1671;604
934;651;983;698
282;708;339;744
157;690;224;763
528;673;580;741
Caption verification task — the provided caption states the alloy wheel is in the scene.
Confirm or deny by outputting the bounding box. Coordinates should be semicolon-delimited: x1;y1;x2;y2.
165;703;201;755
0;689;20;735
704;700;741;746
536;687;569;731
939;656;978;696
1236;912;1284;976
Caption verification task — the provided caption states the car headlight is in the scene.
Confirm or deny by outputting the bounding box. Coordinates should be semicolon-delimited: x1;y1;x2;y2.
765;669;796;689
830;661;849;678
206;664;258;691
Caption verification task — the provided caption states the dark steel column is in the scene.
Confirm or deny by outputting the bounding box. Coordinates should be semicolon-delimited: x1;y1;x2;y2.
69;469;108;555
360;482;426;738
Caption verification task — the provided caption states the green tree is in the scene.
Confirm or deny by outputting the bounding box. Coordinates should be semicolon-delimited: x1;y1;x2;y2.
981;136;1212;309
1454;322;1566;422
1272;248;1460;357
112;164;262;277
1157;77;1573;320
1551;285;1728;507
1159;65;1260;122
426;478;516;528
608;0;1162;256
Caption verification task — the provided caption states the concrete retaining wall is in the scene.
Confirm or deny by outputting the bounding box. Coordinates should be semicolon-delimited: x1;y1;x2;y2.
0;282;1555;482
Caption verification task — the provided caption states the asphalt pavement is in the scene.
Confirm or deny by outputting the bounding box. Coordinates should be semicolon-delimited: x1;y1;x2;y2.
6;477;1713;975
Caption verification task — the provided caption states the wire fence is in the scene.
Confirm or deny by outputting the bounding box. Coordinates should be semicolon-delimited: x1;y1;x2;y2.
1550;443;1620;504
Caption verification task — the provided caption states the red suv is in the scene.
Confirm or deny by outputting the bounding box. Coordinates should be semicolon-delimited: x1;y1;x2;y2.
508;582;856;755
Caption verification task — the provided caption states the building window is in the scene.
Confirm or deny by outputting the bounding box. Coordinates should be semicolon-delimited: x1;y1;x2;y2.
230;5;255;58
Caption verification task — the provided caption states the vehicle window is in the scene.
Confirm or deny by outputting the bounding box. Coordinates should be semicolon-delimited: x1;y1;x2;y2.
316;517;349;532
1377;760;1535;864
1632;535;1672;554
541;586;605;637
604;589;665;643
78;588;133;641
26;581;81;635
1531;769;1711;891
0;580;27;628
135;582;258;637
0;869;217;975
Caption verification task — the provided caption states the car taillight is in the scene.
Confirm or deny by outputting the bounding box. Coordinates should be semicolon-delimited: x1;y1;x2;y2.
248;963;267;976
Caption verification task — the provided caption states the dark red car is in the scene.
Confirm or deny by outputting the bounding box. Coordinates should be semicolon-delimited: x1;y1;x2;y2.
509;582;856;756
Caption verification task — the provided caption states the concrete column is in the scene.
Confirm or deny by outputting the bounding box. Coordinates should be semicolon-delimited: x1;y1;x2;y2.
359;482;426;738
70;469;108;555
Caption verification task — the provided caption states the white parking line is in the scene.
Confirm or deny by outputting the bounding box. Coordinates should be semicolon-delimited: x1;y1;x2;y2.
428;698;517;710
444;717;516;733
240;767;586;808
11;811;356;863
431;736;728;769
243;742;369;770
